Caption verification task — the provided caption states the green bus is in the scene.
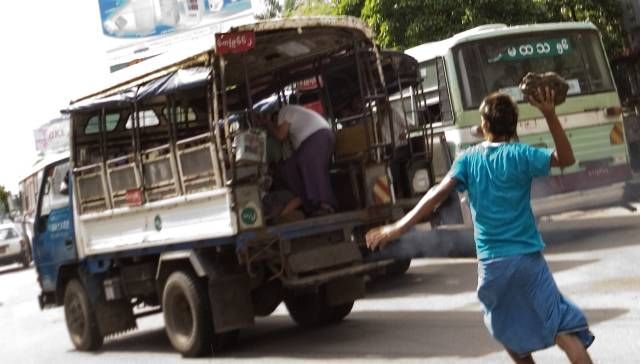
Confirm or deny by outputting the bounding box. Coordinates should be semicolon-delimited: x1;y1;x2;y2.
399;22;635;225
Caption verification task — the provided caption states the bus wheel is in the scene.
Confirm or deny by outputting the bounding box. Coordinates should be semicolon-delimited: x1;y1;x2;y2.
387;258;412;277
63;279;103;351
162;271;212;357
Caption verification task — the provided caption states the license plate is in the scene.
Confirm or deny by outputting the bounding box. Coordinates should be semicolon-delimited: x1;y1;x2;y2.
0;245;7;254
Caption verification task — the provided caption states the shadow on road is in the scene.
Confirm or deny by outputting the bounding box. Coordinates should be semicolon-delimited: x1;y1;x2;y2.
367;258;598;299
544;225;640;254
102;327;172;354
100;308;627;360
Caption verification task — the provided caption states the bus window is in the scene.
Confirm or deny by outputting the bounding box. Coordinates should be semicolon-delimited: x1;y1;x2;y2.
420;60;438;92
40;163;70;217
414;58;453;125
125;109;160;129
454;30;615;109
84;113;120;134
162;106;197;124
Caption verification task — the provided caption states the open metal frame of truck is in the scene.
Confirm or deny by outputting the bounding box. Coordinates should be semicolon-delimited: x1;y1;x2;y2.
33;17;434;357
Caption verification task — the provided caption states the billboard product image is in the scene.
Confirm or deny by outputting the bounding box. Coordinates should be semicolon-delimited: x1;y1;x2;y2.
99;0;252;38
98;0;255;72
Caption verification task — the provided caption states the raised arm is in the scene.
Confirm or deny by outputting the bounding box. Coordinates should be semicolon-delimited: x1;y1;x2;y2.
528;87;575;167
365;174;459;250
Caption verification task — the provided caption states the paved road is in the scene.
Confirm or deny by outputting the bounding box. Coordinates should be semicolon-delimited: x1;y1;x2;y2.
1;217;639;363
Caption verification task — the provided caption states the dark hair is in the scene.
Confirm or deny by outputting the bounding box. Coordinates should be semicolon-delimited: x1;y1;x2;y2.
479;92;519;141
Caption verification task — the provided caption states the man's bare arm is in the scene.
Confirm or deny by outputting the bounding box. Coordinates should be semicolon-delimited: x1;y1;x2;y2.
366;175;458;250
529;87;575;167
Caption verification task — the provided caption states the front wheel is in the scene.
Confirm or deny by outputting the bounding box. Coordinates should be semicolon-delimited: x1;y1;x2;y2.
162;271;212;357
63;279;103;351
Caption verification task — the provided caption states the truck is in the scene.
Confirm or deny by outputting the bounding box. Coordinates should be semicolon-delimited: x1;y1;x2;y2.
33;17;433;357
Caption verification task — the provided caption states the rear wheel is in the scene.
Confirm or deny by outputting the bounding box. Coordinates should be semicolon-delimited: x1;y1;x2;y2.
251;279;283;317
63;279;103;351
325;301;354;323
163;271;212;357
285;291;326;327
285;288;354;327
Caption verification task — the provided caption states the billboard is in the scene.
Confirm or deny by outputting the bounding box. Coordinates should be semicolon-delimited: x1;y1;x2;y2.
98;0;256;72
33;116;70;155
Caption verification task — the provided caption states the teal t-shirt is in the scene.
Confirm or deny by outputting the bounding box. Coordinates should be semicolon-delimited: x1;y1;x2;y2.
449;142;554;260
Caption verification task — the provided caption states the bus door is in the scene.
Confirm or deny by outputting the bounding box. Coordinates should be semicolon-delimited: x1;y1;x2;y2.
33;161;76;293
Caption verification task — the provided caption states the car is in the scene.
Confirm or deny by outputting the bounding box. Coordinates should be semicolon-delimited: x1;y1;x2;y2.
0;223;31;268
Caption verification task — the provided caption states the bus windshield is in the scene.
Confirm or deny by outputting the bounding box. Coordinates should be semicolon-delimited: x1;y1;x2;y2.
454;30;614;109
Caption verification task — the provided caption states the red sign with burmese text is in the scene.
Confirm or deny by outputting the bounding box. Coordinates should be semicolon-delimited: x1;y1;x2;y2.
215;31;255;55
126;189;143;207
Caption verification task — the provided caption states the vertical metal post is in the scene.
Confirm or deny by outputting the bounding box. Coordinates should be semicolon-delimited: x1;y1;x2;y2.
167;96;183;195
208;55;226;186
99;108;113;209
133;101;147;201
242;53;254;127
220;56;233;173
396;62;413;157
353;40;373;161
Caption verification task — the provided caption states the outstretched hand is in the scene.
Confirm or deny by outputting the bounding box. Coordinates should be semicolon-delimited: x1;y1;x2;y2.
365;223;402;251
528;86;556;116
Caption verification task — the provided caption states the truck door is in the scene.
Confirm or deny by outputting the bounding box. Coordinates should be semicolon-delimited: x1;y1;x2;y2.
33;161;76;293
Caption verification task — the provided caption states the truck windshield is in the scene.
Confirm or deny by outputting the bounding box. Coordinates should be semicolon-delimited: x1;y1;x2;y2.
454;29;614;109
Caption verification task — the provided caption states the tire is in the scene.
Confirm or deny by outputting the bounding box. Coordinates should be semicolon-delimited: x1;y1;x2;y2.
285;289;354;327
387;258;412;277
284;291;328;327
251;279;283;317
162;271;212;357
325;301;354;323
63;279;104;351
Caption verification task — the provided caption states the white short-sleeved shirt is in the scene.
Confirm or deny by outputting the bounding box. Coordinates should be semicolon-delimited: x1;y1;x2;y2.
379;107;412;146
277;105;330;149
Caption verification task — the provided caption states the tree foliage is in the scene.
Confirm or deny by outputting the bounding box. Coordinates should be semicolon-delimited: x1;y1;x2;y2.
537;0;625;56
0;185;9;219
333;0;626;56
259;0;336;18
256;0;282;20
285;0;335;17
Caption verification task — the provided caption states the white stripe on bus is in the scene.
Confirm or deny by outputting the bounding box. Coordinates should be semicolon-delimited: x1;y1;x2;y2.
444;110;620;145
